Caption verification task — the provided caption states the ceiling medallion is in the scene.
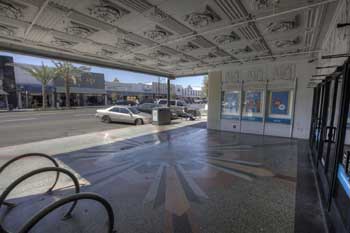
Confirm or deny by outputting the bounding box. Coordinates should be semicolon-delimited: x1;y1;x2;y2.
201;52;217;60
177;42;199;52
88;0;129;24
214;31;240;44
147;7;169;21
51;37;78;48
116;38;140;50
177;58;190;65
99;48;118;57
0;1;22;19
0;24;14;36
232;46;253;55
150;50;171;59
185;6;221;28
134;56;146;63
266;18;297;33
66;22;96;38
273;37;300;48
144;25;173;41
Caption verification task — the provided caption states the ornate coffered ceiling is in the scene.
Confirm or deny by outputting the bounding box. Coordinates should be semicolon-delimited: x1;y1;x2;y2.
0;0;337;77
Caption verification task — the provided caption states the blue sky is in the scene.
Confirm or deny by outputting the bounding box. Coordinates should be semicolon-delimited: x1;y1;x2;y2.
0;52;205;90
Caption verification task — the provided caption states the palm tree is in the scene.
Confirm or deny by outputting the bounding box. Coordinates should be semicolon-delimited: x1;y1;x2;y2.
19;62;56;110
53;61;90;108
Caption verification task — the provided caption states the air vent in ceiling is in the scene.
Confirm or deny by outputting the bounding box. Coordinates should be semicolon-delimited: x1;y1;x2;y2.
161;17;193;35
306;7;319;29
251;40;268;52
68;10;114;31
192;36;215;48
238;24;259;40
214;0;248;21
115;0;152;13
26;27;49;41
304;30;314;49
146;7;193;35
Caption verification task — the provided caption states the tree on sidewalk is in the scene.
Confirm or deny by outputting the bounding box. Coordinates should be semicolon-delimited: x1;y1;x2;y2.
17;62;56;110
53;61;90;108
201;75;208;98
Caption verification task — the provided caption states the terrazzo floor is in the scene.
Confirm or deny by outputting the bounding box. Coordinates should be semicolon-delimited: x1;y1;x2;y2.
0;122;326;233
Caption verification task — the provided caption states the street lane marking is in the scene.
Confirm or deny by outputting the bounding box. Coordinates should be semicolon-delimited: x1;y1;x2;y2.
0;111;96;118
73;114;95;117
0;118;38;123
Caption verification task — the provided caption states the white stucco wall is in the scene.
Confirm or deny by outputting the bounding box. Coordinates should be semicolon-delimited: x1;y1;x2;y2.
207;59;315;139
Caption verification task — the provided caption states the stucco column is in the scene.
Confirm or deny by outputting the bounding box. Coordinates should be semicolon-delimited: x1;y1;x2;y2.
207;71;222;130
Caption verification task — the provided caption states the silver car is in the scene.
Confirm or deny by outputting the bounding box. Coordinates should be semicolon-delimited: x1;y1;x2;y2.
96;106;152;125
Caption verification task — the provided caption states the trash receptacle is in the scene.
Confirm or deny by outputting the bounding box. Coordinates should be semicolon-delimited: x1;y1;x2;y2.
152;107;171;125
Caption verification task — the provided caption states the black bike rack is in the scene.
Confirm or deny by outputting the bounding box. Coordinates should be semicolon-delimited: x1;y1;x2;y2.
0;167;80;233
0;153;61;197
0;154;116;233
18;193;116;233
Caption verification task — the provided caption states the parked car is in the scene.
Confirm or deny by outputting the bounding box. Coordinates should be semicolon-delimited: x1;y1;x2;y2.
137;103;160;114
96;106;152;125
140;99;155;104
137;103;178;119
157;99;187;109
115;100;137;106
157;99;188;116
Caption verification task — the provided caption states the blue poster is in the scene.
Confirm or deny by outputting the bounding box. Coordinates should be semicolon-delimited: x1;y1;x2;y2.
245;91;261;113
222;91;240;116
271;91;289;115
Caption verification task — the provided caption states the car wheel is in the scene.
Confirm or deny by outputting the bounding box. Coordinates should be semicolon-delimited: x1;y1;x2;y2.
102;115;111;123
135;118;143;125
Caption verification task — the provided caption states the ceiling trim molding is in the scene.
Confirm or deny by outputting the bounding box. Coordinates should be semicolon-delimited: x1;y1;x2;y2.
0;42;174;77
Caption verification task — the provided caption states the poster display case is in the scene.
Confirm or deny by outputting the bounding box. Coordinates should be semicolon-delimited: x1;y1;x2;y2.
266;90;293;124
242;90;264;122
221;91;241;120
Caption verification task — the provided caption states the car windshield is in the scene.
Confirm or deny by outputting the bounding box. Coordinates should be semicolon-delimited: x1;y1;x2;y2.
128;107;140;114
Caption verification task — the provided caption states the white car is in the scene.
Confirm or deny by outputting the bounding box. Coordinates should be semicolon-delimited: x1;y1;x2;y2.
96;106;152;125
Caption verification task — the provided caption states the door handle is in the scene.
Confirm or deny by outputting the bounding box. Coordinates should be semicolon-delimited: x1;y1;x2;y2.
324;126;336;143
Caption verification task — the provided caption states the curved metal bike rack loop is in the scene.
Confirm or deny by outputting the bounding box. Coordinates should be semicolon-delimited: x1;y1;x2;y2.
0;153;60;195
18;192;116;233
0;167;80;233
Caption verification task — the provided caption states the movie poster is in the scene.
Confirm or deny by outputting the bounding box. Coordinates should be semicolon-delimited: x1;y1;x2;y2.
222;91;240;116
245;91;262;113
270;91;289;115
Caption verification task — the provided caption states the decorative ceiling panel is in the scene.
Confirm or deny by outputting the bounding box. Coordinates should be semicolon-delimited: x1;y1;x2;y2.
0;0;338;76
192;35;215;48
144;25;173;42
88;0;130;24
184;5;222;29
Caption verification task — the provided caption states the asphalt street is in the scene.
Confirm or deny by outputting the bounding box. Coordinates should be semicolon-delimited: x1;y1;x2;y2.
0;107;132;147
